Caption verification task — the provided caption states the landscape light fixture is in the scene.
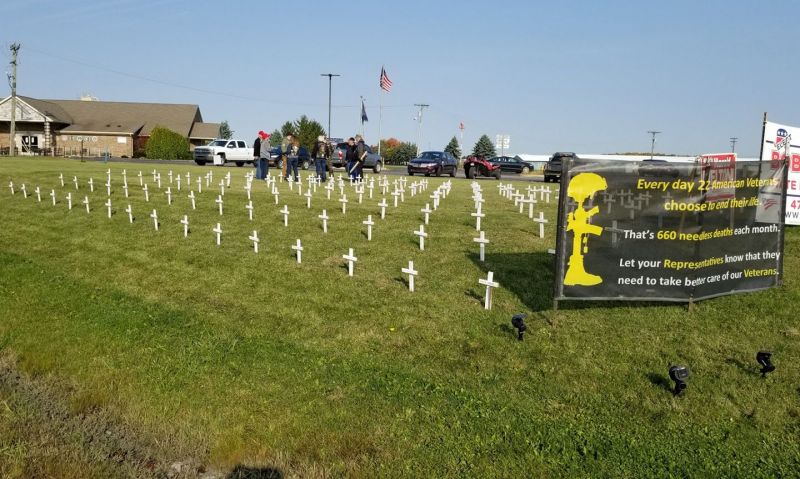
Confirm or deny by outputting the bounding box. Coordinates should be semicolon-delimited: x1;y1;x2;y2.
511;313;527;341
756;351;775;377
668;365;689;396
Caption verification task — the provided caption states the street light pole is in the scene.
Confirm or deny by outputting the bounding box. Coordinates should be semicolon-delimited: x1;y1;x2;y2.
414;103;429;156
320;73;340;138
647;130;661;159
8;43;20;157
730;137;738;153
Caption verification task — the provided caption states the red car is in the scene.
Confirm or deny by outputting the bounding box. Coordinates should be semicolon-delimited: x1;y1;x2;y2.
463;155;501;179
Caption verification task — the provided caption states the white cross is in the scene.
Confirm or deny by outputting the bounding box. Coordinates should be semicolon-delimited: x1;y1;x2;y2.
66;192;73;210
219;180;225;196
368;181;374;199
319;209;329;233
188;191;196;210
245;200;254;220
471;209;485;231
411;183;418;196
339;195;348;215
378;198;388;219
391;189;401;208
414;224;428;251
143;184;150;202
249;230;260;253
421;203;432;225
606;220;625;246
152;169;157;182
196;177;203;193
180;215;189;237
273;189;280;205
73;176;79;190
478;271;500;310
216;195;224;215
59;173;64;187
343;248;358;277
431;191;440;210
357;186;364;204
7;181;13;195
88;177;94;192
35;186;41;202
543;186;552;203
401;260;418;292
305;190;313;209
287;175;294;191
137;171;143;186
225;171;231;188
213;223;222;246
326;181;334;200
125;204;133;223
168;170;173;184
50;189;56;205
363;215;375;241
105;198;112;218
150;209;159;231
106;181;111;196
166;187;172;205
533;212;548;238
176;175;182;191
291;239;303;263
297;181;303;196
123;183;129;198
244;183;252;201
20;183;27;198
281;204;290;227
82;195;90;213
473;231;490;262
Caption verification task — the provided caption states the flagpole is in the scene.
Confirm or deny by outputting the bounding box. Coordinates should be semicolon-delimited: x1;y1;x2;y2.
378;79;383;157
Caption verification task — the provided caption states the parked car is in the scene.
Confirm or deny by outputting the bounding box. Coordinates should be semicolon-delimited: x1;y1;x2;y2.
489;155;536;174
267;145;312;169
463;155;501;179
194;139;254;166
407;151;458;177
544;152;576;182
331;142;384;173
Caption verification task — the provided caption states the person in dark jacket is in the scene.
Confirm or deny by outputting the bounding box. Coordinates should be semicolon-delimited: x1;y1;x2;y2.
311;135;330;182
351;134;367;181
344;137;357;181
253;131;269;180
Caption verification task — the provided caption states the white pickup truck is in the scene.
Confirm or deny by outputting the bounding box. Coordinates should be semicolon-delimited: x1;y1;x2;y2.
193;139;254;167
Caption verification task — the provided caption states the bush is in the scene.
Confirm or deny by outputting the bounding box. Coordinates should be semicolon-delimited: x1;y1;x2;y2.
145;126;191;160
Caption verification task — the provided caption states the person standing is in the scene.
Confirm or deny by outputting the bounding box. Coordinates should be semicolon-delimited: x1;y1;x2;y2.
286;136;300;182
258;131;271;179
281;133;294;179
352;134;368;181
311;135;330;182
344;137;357;181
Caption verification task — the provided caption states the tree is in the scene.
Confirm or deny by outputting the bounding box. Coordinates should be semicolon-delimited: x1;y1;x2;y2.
269;129;282;147
146;126;191;160
472;134;496;158
218;120;233;139
293;115;326;150
280;121;296;139
444;136;461;159
379;137;401;163
391;142;418;165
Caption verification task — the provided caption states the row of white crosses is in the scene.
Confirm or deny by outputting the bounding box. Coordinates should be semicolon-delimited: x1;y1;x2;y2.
496;182;550;238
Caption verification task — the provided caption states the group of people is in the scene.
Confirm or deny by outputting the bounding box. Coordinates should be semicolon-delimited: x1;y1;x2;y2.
252;132;370;183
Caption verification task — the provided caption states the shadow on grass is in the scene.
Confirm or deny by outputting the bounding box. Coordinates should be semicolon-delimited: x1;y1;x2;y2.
646;372;672;394
227;465;283;479
725;356;758;376
468;251;554;311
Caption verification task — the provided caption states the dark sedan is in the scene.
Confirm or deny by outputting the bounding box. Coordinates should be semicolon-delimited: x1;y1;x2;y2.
407;151;458;177
489;156;536;174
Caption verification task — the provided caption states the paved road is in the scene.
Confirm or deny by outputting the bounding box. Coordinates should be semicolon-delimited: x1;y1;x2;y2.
61;156;548;183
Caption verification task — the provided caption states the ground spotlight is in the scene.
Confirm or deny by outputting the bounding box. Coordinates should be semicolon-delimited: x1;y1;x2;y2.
511;313;527;341
756;351;775;377
668;365;689;396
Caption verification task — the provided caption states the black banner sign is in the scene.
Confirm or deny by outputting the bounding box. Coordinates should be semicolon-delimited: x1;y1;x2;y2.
554;157;786;302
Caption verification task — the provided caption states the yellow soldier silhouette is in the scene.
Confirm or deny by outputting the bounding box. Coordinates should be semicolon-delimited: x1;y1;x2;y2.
564;172;607;286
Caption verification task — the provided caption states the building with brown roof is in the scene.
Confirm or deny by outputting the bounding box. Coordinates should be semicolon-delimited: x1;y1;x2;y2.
0;95;220;157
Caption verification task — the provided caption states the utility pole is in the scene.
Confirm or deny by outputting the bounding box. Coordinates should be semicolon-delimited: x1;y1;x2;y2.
7;43;20;157
647;130;661;159
320;73;340;139
730;137;738;153
414;103;429;156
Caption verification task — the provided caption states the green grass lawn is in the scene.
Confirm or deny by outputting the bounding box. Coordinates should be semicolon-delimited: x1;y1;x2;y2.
0;157;798;478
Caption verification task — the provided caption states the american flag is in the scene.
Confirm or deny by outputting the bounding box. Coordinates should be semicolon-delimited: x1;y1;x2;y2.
380;67;392;92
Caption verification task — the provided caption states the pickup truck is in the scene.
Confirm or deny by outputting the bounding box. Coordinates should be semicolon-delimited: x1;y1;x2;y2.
331;142;383;173
194;139;254;167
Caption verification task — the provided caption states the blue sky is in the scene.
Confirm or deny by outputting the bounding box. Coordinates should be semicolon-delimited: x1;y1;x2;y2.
2;0;797;157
